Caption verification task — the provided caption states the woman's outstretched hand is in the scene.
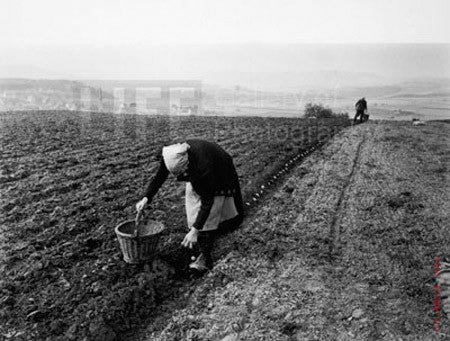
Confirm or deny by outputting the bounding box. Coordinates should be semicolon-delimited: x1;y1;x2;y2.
181;227;199;249
136;197;149;212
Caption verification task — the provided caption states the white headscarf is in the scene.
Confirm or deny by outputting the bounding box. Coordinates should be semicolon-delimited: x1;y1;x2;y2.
162;142;190;176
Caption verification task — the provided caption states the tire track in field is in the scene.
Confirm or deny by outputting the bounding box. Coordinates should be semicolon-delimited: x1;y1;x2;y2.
328;127;368;260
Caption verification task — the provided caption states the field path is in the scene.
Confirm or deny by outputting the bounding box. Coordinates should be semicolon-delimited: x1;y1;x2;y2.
142;122;450;341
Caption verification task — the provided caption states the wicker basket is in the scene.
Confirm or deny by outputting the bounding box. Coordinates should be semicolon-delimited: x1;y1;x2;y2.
115;218;165;264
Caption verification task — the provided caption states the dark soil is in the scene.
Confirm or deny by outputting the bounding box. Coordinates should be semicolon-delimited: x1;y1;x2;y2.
0;111;349;340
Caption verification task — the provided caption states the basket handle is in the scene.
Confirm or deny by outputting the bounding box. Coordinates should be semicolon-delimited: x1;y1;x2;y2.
134;209;144;238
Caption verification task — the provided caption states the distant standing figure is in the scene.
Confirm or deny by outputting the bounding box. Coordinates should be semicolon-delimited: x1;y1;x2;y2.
354;97;368;123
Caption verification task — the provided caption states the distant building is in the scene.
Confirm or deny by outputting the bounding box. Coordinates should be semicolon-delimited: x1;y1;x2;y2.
66;103;78;111
111;80;202;115
3;90;21;99
180;97;199;114
113;88;137;113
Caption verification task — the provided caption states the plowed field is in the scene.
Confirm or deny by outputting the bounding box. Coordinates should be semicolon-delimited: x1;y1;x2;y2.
0;111;349;340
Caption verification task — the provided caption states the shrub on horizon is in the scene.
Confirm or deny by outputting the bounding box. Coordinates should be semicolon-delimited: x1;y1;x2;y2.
304;103;346;119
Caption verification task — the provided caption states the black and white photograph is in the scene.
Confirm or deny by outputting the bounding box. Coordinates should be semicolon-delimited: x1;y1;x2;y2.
0;0;449;340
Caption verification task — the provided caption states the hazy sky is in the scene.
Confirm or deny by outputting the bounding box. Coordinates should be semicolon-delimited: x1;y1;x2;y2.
0;0;449;85
1;0;449;45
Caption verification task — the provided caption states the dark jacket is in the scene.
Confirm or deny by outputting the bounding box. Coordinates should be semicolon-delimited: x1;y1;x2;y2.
144;139;240;230
355;98;367;112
